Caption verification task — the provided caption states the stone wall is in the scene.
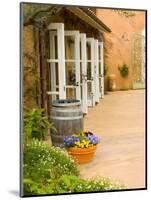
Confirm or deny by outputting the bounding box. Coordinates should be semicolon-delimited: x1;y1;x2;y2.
23;25;41;109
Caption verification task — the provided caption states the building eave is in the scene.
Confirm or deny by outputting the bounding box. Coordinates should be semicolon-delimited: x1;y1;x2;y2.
67;7;111;33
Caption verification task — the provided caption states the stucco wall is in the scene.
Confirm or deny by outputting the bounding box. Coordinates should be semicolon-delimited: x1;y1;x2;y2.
96;9;145;90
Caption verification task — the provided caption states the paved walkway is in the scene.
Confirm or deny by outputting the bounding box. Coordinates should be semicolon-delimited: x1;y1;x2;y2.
80;90;145;189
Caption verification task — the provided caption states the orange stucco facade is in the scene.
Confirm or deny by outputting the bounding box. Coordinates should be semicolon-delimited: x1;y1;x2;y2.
96;9;146;90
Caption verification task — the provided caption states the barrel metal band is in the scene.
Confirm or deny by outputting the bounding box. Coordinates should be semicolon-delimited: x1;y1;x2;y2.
50;115;83;120
51;108;81;113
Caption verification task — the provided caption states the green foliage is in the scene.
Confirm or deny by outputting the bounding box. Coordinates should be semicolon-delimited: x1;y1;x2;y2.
23;139;79;195
118;64;129;78
23;140;125;195
22;3;60;28
24;108;57;142
74;177;125;192
23;178;54;194
55;175;125;193
24;174;125;195
22;3;52;24
113;10;135;18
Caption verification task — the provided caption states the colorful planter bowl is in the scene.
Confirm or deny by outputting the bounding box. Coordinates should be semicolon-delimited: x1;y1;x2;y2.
67;145;97;164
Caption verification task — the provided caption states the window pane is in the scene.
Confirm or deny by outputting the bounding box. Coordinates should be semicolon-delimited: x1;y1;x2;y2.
87;81;92;100
98;45;101;60
49;62;59;91
99;77;101;93
55;63;59;87
49;32;58;59
66;88;76;99
80;62;82;84
65;62;76;85
87;62;91;80
65;36;75;60
99;62;101;75
86;43;91;60
80;41;82;60
54;36;58;59
81;85;82;100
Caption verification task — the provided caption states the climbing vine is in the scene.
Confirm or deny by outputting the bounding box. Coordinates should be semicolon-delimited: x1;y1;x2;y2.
22;3;61;29
113;9;136;18
118;64;129;78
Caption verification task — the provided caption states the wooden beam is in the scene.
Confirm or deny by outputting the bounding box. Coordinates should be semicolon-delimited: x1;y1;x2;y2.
67;7;108;33
39;30;47;109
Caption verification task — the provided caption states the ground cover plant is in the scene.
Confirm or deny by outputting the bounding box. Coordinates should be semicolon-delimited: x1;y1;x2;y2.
23;140;125;195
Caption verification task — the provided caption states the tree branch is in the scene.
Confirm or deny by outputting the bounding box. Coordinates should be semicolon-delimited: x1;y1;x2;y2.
23;6;56;26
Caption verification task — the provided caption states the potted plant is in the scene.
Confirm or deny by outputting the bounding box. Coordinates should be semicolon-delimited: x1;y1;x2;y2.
118;64;129;78
63;131;100;164
118;64;129;90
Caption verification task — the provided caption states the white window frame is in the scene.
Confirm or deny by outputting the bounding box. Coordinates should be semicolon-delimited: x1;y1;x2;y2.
46;23;104;110
80;33;88;114
94;39;100;103
64;31;81;101
86;38;95;107
98;42;104;98
47;23;66;99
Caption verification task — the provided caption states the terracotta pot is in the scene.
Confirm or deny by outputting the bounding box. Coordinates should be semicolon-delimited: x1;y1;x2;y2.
67;145;97;164
108;74;117;91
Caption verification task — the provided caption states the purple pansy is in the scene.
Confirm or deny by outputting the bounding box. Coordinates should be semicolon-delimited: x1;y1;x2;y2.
63;131;100;148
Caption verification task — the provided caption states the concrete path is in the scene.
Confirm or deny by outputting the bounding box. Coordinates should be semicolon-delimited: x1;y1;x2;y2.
80;90;146;189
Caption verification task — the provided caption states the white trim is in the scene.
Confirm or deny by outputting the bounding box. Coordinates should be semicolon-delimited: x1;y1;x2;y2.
94;39;99;103
66;85;77;88
47;23;66;100
100;42;104;98
65;31;81;101
47;23;104;109
48;23;61;30
47;91;59;95
65;59;81;62
49;32;56;101
98;42;104;98
65;30;80;35
75;31;81;100
86;37;95;107
47;59;59;63
57;24;66;99
80;33;88;114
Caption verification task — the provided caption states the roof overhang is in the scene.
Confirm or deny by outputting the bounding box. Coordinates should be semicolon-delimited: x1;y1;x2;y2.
66;7;111;33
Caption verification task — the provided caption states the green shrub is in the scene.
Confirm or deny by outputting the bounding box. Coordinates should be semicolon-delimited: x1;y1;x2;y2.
23;140;125;195
24;108;57;142
23;139;79;195
74;177;125;192
56;175;125;193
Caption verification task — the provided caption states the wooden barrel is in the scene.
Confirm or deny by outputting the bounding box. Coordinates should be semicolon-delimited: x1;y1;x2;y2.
50;99;83;147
